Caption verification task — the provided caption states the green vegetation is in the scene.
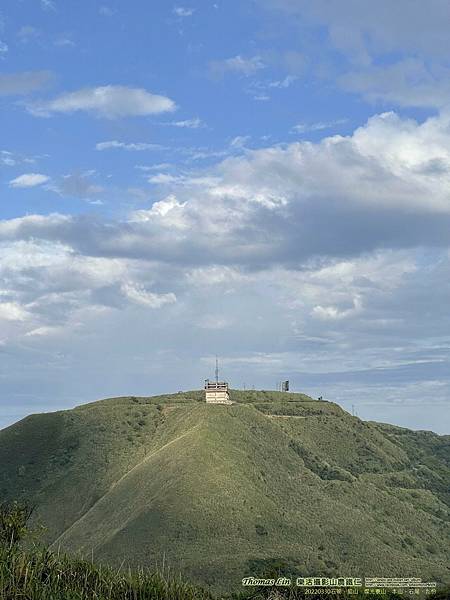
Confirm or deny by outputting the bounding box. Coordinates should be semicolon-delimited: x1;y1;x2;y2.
0;501;214;600
1;502;448;600
0;391;449;593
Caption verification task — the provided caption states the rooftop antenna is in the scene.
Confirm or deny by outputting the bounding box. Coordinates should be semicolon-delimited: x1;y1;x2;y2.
215;355;219;384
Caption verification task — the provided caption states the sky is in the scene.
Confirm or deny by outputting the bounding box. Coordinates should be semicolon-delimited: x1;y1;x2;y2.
1;0;450;434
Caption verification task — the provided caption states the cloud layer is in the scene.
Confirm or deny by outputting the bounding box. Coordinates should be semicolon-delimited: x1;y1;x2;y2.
261;0;450;108
4;110;450;268
1;110;450;435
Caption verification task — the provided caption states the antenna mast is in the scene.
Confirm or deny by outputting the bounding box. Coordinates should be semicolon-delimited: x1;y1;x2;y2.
215;355;219;383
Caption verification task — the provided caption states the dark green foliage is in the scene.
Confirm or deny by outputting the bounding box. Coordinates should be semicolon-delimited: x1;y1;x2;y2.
288;440;354;482
0;501;34;548
255;524;268;536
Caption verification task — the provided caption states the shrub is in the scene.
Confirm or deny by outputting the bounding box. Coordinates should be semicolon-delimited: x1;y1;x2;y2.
0;501;34;549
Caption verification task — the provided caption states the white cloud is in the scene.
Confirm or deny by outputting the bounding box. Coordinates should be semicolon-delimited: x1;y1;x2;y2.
41;0;56;11
24;325;63;337
132;195;187;220
95;140;160;151
147;173;180;185
0;236;180;351
292;118;348;134
268;75;297;88
312;296;362;320
173;6;195;17
9;173;50;188
230;135;251;148
0;302;30;322
121;283;176;308
210;55;266;78
1;151;16;166
27;85;177;119
0;41;8;56
135;163;172;172
169;117;204;128
6;111;450;255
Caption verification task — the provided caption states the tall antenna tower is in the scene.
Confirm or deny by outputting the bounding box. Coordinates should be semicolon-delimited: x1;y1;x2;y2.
215;355;219;384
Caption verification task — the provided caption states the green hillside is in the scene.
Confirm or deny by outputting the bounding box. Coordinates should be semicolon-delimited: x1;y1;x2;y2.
0;390;449;592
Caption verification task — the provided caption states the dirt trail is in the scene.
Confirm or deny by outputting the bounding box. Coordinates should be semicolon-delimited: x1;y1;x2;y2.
266;415;307;419
51;423;200;548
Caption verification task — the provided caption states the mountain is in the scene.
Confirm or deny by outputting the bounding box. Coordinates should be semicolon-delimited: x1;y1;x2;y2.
0;390;449;591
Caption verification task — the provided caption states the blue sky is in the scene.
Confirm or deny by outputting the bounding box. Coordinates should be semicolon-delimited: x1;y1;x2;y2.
1;0;450;433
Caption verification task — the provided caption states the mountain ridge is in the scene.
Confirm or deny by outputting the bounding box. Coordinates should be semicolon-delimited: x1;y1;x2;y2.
1;390;449;591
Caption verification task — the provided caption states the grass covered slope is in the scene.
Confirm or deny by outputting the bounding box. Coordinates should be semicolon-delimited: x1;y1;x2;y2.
0;390;449;590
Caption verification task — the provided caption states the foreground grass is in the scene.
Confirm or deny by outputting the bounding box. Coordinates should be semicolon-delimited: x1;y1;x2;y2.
0;544;222;600
3;542;450;600
1;503;449;600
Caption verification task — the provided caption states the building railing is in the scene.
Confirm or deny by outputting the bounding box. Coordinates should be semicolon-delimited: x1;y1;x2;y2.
204;381;228;390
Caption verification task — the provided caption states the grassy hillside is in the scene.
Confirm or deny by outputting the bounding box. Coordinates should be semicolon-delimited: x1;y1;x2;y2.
0;390;449;592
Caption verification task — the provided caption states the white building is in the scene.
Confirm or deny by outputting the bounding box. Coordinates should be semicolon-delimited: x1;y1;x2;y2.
204;380;233;404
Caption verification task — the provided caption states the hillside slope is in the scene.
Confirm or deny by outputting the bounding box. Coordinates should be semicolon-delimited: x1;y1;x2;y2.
1;390;449;590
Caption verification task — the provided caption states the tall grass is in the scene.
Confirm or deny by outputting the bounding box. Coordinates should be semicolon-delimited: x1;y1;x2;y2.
0;544;215;600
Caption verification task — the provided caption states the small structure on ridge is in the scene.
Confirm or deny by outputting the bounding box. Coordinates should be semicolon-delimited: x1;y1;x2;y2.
204;357;233;405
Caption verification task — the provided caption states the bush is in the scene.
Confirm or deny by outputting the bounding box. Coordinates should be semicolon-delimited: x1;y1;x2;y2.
0;501;34;549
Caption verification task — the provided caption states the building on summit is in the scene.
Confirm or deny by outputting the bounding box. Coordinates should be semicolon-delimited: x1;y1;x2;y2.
204;380;231;404
204;357;233;404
